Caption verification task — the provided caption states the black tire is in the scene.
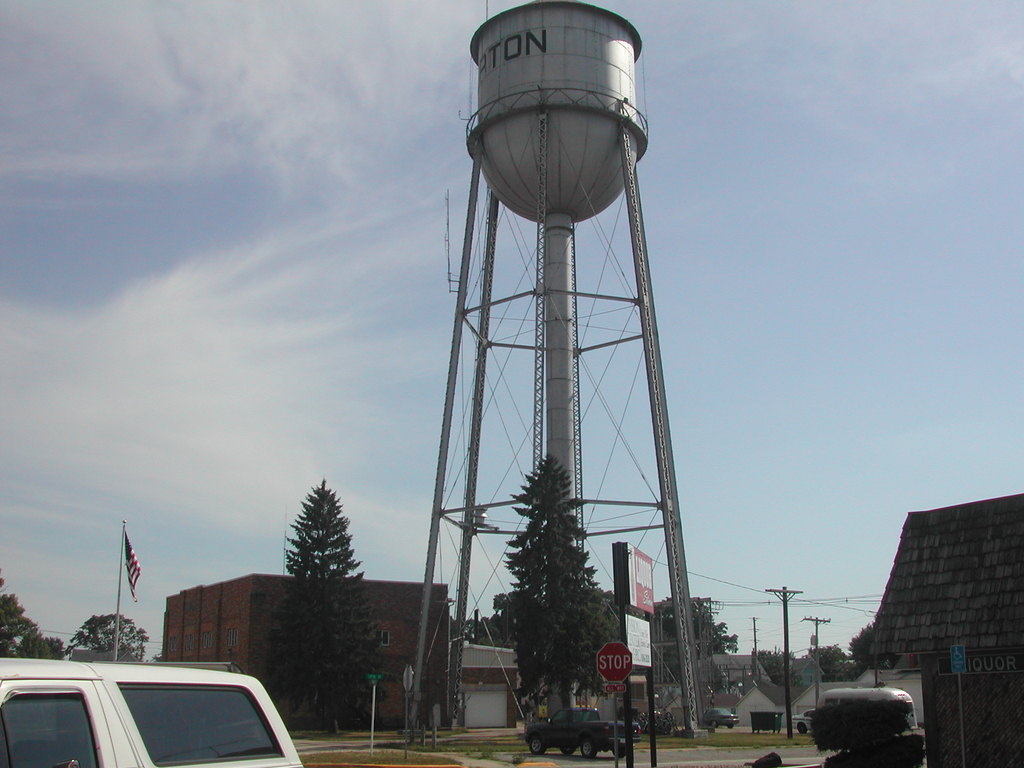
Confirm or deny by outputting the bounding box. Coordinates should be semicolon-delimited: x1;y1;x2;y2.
727;723;735;729
559;746;575;756
528;735;546;755
579;737;597;759
708;720;718;729
797;722;807;734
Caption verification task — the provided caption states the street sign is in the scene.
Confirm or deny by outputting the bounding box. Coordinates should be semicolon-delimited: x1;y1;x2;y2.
366;672;385;682
604;683;627;693
596;641;633;683
403;664;414;692
950;645;966;675
625;614;652;668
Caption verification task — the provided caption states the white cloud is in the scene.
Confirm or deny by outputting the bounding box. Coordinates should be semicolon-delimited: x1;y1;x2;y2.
1;1;476;186
0;207;444;534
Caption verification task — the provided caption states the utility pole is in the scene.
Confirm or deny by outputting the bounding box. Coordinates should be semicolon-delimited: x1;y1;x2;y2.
802;616;831;709
751;617;760;683
766;587;802;738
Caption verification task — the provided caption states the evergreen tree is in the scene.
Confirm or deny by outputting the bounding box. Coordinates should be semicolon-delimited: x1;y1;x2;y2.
68;614;149;660
506;456;615;707
270;480;379;732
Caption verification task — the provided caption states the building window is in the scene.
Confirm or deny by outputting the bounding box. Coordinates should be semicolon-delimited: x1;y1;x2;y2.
226;628;238;647
201;631;213;649
379;630;390;647
184;634;195;651
168;636;179;652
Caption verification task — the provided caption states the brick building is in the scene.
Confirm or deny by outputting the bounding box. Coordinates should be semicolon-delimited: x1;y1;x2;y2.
163;573;450;728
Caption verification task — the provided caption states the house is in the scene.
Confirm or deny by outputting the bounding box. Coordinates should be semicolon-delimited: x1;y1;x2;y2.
461;643;519;727
735;681;809;728
791;656;818;688
711;653;765;695
873;493;1024;768
163;574;450;728
736;679;860;723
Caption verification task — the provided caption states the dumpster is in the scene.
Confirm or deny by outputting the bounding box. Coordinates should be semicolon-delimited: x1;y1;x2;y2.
750;711;783;733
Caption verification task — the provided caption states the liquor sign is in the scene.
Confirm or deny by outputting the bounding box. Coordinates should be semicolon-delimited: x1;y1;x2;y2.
939;648;1024;675
627;545;655;614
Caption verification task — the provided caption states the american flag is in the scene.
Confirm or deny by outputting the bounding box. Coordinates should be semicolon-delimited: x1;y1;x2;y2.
124;531;142;601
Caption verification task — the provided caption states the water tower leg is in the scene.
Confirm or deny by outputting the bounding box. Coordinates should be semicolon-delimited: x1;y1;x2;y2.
412;154;482;729
448;190;500;727
618;125;705;731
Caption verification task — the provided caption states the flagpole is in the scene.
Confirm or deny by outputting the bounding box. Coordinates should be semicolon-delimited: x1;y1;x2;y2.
114;520;126;662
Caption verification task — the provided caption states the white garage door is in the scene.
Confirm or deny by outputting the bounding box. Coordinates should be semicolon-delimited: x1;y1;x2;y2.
464;689;508;728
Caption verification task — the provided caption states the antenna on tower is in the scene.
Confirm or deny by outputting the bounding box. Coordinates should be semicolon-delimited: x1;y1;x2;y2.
445;190;457;293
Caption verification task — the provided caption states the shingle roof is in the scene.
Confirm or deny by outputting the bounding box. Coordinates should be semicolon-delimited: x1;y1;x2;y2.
874;493;1024;654
744;680;809;706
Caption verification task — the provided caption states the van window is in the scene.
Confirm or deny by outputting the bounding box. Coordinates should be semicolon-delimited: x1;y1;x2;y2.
0;692;98;768
119;685;282;765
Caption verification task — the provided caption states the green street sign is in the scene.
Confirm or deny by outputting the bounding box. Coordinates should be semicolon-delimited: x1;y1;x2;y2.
366;673;385;682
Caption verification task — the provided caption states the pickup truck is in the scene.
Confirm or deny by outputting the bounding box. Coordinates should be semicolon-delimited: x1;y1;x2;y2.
525;707;638;759
0;659;302;768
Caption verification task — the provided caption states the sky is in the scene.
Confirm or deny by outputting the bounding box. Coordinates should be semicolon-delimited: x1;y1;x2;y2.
3;0;1023;668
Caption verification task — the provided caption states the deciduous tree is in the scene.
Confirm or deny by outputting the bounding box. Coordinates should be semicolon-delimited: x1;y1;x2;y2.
69;614;148;660
816;644;856;682
757;648;799;687
0;571;64;659
848;620;898;675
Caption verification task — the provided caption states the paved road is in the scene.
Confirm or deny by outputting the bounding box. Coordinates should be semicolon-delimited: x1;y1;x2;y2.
293;739;825;768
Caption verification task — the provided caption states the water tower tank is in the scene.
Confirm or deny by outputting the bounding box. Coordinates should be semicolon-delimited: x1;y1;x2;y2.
469;0;647;223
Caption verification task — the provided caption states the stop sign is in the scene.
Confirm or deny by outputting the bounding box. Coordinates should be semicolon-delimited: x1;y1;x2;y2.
596;641;633;683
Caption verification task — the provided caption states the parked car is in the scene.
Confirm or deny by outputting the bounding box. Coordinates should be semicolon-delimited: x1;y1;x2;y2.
525;707;639;758
793;709;815;733
702;707;739;728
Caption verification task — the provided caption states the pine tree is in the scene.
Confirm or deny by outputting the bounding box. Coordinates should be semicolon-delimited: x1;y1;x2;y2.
271;480;380;731
506;456;615;707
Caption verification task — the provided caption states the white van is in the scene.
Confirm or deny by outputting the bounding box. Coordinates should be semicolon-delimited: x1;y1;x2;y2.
817;687;917;729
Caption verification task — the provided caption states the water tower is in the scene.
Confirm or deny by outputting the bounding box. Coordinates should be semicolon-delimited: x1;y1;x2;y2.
414;0;703;729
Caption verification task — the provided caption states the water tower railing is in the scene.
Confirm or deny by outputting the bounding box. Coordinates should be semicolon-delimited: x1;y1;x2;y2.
467;88;648;154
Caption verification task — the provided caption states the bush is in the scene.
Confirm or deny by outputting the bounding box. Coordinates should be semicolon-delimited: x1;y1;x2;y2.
823;734;925;768
812;700;911;751
812;700;922;768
